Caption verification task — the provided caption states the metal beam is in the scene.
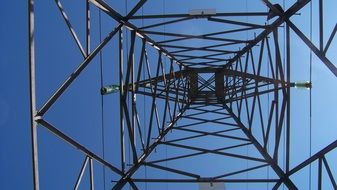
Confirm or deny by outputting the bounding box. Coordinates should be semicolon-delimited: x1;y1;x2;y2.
131;12;269;19
28;0;40;189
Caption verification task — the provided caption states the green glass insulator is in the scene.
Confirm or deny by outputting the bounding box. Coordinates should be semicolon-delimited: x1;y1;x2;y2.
101;85;120;95
294;81;312;89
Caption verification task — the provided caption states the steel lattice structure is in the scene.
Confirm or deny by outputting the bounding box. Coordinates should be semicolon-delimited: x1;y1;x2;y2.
28;0;337;189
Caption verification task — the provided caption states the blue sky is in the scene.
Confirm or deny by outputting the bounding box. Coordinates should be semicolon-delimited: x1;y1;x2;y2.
1;0;337;189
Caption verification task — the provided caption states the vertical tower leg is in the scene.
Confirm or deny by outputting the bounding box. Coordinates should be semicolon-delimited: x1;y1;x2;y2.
28;0;40;189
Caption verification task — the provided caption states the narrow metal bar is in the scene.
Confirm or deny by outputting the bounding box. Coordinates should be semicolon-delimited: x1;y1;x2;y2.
120;31;138;164
272;180;283;190
135;39;146;91
286;24;291;173
74;156;89;190
123;31;136;98
159;58;169;132
144;163;200;179
89;158;94;190
28;0;40;188
324;24;337;54
54;0;87;57
130;12;269;19
318;158;322;190
131;31;137;152
273;29;280;163
134;107;145;150
125;0;148;19
163;42;237;52
146;52;162;148
119;29;125;173
140;17;192;30
89;0;123;21
86;0;90;54
208;17;267;28
213;164;269;179
166;60;175;122
131;178;278;183
265;37;276;79
274;97;287;161
37;119;123;175
319;0;323;51
264;101;275;148
273;29;286;85
322;156;337;189
121;101;138;164
129;182;139;190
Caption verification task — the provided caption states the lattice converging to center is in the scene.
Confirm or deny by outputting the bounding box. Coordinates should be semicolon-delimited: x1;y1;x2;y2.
28;0;337;189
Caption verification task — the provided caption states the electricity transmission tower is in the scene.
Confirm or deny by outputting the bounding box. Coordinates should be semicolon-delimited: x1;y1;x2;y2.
28;0;337;189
